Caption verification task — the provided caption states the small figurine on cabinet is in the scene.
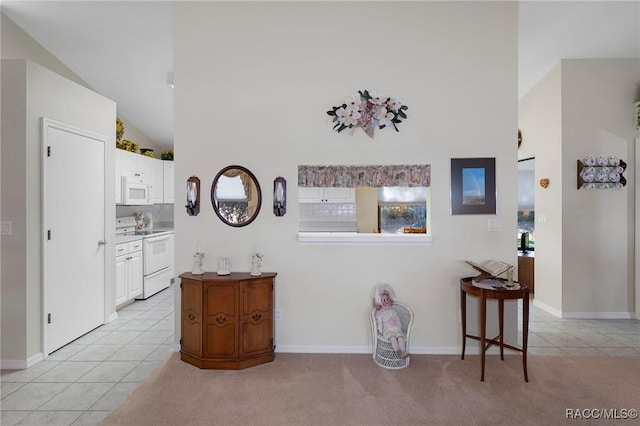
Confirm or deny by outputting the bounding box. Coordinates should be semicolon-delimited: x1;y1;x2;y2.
217;257;231;276
192;252;204;275
373;284;410;358
250;252;263;276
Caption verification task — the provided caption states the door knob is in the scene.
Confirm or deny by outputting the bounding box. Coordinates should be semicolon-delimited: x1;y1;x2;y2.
97;240;107;246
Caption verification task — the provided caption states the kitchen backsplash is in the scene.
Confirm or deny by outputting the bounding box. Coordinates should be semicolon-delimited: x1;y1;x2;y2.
116;204;174;228
298;202;357;232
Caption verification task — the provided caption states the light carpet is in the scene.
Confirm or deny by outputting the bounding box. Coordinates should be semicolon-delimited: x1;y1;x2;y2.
101;353;639;426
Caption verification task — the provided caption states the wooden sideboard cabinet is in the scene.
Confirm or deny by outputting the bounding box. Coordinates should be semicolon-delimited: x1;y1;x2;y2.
517;252;534;295
179;272;276;370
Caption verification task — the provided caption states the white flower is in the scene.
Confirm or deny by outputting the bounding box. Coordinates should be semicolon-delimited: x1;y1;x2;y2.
335;107;361;127
344;109;361;126
327;89;408;135
345;94;362;112
386;98;402;112
374;107;394;127
368;91;385;105
335;107;349;125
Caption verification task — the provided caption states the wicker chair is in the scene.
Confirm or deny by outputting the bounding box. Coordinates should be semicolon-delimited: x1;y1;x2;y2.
370;302;414;369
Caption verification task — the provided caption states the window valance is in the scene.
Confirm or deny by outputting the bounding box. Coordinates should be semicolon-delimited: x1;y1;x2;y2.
298;164;430;188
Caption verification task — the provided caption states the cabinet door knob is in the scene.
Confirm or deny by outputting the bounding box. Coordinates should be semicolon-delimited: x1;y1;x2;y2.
252;313;262;321
188;313;195;321
216;315;226;324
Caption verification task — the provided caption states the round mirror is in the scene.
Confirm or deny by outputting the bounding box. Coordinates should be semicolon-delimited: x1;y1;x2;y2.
211;165;262;227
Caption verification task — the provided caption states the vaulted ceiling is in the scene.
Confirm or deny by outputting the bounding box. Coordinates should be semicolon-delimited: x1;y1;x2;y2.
3;1;638;150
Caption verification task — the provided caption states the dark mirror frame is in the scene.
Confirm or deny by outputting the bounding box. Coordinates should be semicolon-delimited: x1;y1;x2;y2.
211;165;262;227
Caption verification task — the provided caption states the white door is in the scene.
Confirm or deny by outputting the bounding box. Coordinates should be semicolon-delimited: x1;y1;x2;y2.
42;118;106;354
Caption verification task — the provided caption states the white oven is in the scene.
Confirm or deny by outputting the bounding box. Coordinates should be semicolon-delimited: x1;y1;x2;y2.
140;232;173;299
122;176;152;205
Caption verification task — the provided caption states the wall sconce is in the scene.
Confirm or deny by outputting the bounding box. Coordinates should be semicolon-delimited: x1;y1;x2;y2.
273;177;286;216
577;156;626;190
186;176;200;216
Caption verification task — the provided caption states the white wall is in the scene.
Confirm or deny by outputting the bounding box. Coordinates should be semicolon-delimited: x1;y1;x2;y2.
519;59;639;318
173;2;519;353
518;64;563;314
561;59;638;317
1;60;116;367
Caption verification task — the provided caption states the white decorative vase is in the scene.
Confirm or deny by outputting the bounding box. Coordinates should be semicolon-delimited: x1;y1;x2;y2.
250;253;262;276
217;257;231;276
192;253;204;275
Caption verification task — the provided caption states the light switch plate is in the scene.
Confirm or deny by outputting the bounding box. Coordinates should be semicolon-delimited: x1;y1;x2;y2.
488;217;502;231
0;221;11;235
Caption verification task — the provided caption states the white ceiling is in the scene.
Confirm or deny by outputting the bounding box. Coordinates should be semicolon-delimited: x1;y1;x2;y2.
2;1;639;150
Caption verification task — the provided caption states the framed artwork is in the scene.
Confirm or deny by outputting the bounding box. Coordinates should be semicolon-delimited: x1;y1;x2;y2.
450;157;496;215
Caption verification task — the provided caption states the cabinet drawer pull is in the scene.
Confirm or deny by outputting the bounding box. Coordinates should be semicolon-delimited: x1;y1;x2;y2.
252;313;262;321
188;313;195;321
216;315;226;324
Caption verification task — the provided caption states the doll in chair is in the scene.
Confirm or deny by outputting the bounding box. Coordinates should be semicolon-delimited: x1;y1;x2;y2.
373;284;410;358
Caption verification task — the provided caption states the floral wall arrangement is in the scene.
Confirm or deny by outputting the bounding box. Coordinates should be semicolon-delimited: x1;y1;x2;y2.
327;90;408;138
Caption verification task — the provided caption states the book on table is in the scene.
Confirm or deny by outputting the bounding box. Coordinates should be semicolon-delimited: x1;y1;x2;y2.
465;260;513;281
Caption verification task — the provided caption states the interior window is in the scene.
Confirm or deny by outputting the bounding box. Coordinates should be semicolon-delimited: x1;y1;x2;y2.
378;187;427;234
517;158;535;251
297;164;431;236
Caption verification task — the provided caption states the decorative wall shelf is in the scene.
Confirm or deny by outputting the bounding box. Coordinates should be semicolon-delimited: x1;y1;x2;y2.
577;156;626;190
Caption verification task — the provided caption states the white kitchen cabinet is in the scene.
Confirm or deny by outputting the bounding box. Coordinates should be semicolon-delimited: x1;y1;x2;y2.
298;187;355;203
118;149;148;183
141;155;163;204
115;149;122;204
115;240;143;307
163;161;174;203
116;149;166;204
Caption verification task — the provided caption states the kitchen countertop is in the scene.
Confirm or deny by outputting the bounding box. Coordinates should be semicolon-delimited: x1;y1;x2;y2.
116;228;174;244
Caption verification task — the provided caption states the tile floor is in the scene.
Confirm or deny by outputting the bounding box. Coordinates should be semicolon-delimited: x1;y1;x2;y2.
520;299;640;356
1;293;638;426
1;285;175;426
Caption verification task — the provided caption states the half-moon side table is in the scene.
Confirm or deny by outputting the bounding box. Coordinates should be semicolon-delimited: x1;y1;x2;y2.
460;277;530;382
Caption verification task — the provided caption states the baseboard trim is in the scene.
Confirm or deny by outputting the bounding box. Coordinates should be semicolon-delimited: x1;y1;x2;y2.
108;312;118;322
532;300;632;319
1;352;44;370
561;311;633;320
532;299;562;317
272;345;503;356
274;345;370;354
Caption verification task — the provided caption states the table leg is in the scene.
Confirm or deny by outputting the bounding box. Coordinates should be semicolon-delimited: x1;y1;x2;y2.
499;299;504;361
461;289;467;360
522;290;529;382
480;291;487;382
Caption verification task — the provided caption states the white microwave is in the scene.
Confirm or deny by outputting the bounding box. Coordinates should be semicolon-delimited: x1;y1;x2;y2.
122;176;152;205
